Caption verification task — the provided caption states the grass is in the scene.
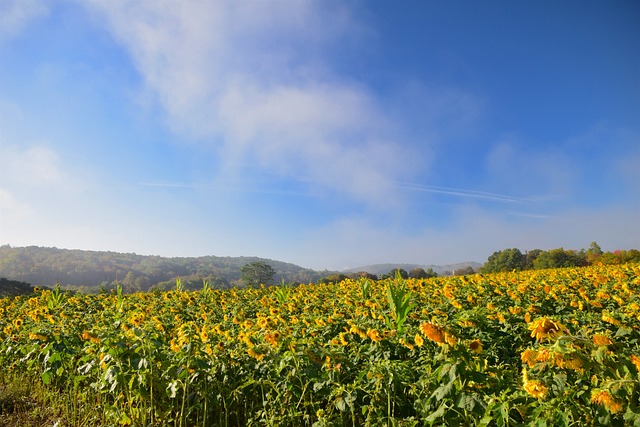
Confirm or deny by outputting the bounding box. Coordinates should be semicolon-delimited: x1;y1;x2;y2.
0;371;105;427
0;372;64;427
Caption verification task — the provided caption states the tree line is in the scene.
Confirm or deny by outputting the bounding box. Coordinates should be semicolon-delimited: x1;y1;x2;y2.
479;242;640;273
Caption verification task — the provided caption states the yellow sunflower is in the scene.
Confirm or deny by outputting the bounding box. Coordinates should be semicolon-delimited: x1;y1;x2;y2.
528;317;566;341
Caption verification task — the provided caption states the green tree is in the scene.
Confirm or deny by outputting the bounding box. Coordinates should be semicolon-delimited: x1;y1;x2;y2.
383;268;409;280
409;267;438;278
533;248;587;270
409;268;428;279
586;241;604;264
523;249;543;270
481;248;524;273
241;261;276;287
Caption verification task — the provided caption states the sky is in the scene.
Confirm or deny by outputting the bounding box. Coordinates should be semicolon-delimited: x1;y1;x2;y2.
1;0;638;271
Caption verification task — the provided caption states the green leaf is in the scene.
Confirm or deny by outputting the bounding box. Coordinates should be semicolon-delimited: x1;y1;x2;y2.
432;381;454;401
41;371;52;385
456;392;478;412
425;402;447;423
616;327;632;337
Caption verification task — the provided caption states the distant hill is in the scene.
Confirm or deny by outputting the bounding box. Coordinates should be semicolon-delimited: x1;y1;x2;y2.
0;245;482;293
0;245;334;292
343;262;482;276
0;278;41;298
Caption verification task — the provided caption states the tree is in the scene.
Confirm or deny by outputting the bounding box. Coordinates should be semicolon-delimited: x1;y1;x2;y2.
533;248;587;270
383;268;409;280
409;268;427;279
240;261;276;287
318;274;348;284
410;267;438;279
481;248;524;273
523;249;543;270
586;241;603;264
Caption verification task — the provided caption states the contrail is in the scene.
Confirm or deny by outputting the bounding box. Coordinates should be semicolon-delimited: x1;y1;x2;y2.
395;182;535;203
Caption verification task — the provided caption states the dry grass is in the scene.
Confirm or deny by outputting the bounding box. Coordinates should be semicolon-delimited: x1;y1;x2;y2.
0;375;66;427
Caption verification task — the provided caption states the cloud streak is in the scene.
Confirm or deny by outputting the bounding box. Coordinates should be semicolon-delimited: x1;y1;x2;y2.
395;181;536;204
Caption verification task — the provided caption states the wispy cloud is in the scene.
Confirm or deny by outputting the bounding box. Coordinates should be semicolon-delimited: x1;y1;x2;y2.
1;143;75;190
84;1;476;207
0;0;48;39
139;180;310;197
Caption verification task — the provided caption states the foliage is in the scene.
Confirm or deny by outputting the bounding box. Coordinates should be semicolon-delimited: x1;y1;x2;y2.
384;271;413;333
481;248;525;273
482;243;639;273
0;245;327;292
0;278;45;298
318;274;349;284
240;261;276;287
533;247;588;270
381;268;409;279
0;263;639;426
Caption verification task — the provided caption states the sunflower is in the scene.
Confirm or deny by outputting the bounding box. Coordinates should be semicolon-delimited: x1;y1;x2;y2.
522;368;548;399
367;329;382;342
528;317;566;341
590;389;623;414
601;312;621;325
419;323;446;344
414;334;424;347
169;338;181;353
523;380;548;399
469;339;483;354
338;332;348;346
247;347;264;360
400;338;415;350
591;334;613;347
521;349;537;367
265;331;280;347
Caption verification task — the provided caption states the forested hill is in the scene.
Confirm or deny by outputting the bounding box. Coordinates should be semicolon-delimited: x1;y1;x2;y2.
0;278;48;298
0;246;333;292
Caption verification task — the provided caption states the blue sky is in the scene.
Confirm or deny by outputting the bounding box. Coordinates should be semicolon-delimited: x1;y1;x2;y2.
1;0;638;270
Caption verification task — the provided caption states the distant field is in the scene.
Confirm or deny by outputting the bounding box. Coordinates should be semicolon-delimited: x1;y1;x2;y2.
1;264;639;426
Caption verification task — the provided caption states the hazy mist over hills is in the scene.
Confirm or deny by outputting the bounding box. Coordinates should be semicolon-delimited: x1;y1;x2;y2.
0;245;478;291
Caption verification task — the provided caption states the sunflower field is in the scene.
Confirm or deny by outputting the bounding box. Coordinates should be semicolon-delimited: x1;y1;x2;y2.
1;263;639;426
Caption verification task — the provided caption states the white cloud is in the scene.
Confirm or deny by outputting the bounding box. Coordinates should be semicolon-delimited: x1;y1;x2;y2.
1;143;72;189
0;188;34;220
83;1;467;206
0;0;48;38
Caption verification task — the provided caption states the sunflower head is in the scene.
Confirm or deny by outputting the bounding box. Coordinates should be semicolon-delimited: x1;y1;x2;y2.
469;339;483;354
419;323;446;344
523;380;548;399
591;334;613;347
528;317;566;341
590;389;623;414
